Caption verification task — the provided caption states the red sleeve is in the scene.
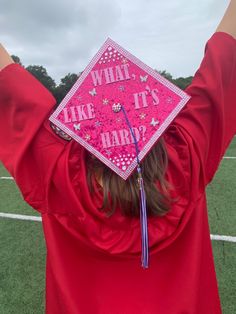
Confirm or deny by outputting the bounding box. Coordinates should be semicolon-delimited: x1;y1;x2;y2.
172;32;236;186
0;64;68;212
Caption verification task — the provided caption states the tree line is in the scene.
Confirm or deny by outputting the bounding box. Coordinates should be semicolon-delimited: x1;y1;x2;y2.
12;55;193;105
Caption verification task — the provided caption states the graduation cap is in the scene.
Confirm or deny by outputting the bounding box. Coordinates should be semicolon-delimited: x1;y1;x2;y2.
49;38;190;268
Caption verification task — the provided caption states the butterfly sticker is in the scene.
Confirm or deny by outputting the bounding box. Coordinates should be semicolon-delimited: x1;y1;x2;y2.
89;88;97;96
150;118;159;127
140;75;148;82
73;123;81;131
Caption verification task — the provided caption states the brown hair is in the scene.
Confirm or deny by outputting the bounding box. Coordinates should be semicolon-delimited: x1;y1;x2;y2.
86;138;171;217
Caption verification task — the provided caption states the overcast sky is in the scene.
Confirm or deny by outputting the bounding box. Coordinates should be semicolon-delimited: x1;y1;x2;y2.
0;0;229;84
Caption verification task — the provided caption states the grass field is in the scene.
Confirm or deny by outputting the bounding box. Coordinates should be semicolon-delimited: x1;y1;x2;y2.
0;139;236;314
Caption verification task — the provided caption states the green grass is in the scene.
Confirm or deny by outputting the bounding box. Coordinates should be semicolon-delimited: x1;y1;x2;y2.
0;138;236;313
0;177;39;216
0;163;11;176
0;219;45;314
207;159;236;236
213;241;236;314
224;137;236;156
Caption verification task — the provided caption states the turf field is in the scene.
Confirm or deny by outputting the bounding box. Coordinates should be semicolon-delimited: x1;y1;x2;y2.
0;139;236;314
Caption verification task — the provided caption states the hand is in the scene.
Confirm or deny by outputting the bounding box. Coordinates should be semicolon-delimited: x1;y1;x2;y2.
216;0;236;38
0;44;14;71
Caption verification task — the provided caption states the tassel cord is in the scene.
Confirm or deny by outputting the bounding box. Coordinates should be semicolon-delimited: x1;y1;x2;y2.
120;105;149;268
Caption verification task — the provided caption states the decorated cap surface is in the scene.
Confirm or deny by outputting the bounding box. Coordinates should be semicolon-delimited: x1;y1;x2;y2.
49;38;190;179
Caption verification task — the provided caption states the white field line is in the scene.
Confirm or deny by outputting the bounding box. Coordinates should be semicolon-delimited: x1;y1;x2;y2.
0;212;42;222
0;212;235;243
1;156;236;181
210;234;236;243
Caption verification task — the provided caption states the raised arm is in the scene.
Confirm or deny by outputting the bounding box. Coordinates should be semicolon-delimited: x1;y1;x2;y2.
171;1;236;188
0;46;66;213
0;44;14;70
216;0;236;38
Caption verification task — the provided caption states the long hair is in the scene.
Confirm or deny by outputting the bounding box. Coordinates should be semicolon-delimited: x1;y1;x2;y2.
86;138;171;217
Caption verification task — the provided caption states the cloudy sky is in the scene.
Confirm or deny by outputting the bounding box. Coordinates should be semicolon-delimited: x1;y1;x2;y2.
0;0;229;84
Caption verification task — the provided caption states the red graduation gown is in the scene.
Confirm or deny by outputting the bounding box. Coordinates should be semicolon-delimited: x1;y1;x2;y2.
0;32;236;314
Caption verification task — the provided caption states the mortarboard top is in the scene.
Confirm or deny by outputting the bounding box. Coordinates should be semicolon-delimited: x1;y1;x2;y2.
49;38;190;180
49;38;191;268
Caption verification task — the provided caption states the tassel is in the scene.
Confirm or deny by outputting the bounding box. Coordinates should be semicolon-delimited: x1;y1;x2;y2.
119;105;149;269
137;166;149;269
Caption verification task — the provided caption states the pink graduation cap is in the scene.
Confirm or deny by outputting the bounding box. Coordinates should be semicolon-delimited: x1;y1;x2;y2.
49;38;190;268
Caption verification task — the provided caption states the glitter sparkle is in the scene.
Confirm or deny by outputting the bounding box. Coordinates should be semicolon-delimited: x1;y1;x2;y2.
166;97;173;104
84;134;91;141
105;150;112;156
139;113;146;120
103;98;109;105
95;121;102;127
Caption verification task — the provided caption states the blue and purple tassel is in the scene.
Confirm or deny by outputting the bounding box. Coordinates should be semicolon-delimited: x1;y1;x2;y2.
120;105;149;269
